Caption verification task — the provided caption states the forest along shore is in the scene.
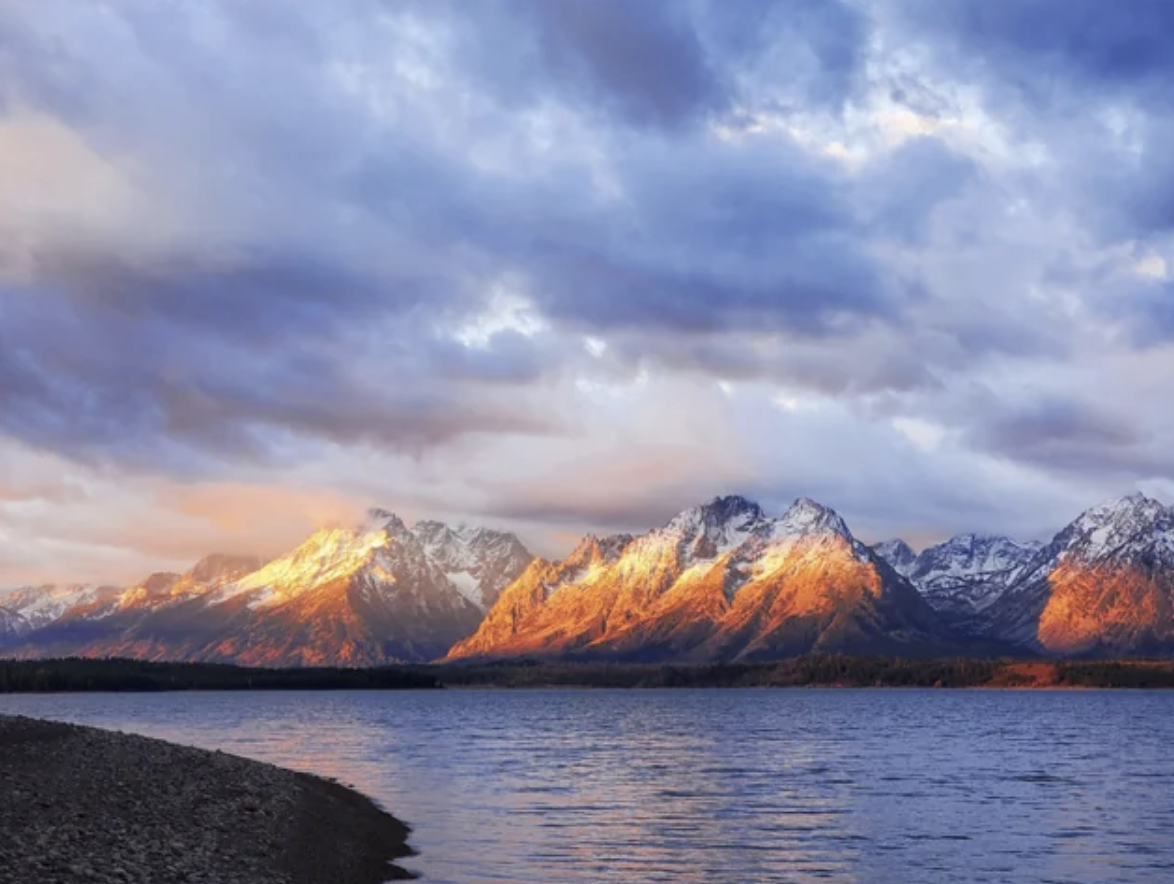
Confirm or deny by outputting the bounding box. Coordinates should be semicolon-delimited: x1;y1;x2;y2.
0;715;415;884
5;656;1174;693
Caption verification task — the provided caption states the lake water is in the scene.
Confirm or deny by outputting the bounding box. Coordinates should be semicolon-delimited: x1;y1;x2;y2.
2;689;1173;884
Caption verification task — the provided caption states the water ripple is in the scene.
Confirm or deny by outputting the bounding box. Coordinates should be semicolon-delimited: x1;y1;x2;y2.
3;688;1174;884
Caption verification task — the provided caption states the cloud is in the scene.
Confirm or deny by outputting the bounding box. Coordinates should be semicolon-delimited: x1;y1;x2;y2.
893;1;1174;110
512;0;728;129
4;0;1174;582
964;394;1149;474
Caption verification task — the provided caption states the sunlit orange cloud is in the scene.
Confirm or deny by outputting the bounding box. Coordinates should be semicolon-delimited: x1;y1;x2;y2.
175;483;365;536
0;439;381;584
549;530;588;549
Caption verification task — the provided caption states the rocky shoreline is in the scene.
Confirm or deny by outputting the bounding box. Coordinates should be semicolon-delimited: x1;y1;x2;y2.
0;715;415;884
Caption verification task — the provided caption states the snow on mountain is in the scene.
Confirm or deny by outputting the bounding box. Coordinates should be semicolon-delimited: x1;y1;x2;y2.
411;520;532;611
0;510;529;665
986;493;1174;655
872;540;917;576
143;509;487;664
0;605;29;639
874;534;1041;616
768;497;853;541
113;572;183;613
11;491;1174;664
449;495;947;663
1054;492;1174;566
222;517;408;610
0;584;123;631
109;556;267;614
662;495;768;557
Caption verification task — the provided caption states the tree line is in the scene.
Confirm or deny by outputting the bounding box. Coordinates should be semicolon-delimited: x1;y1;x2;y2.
3;655;1174;692
0;658;440;692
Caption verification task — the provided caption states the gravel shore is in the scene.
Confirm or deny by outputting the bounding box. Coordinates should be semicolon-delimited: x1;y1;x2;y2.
0;715;415;884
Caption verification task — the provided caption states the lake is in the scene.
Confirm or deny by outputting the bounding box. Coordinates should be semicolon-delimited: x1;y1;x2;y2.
2;688;1172;883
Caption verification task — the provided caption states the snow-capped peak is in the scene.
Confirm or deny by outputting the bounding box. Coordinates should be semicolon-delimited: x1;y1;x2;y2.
0;605;30;638
410;519;533;611
771;497;851;540
872;539;918;575
362;507;412;536
665;495;765;534
0;583;123;630
661;495;769;559
565;533;634;569
1055;492;1174;564
874;532;1041;615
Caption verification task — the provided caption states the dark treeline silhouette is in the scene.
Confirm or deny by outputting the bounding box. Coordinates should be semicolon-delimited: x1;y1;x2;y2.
428;656;1007;688
4;656;1174;693
0;658;440;693
427;656;1174;689
1054;661;1174;689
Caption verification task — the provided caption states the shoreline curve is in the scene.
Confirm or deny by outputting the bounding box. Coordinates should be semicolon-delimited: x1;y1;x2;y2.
0;714;415;883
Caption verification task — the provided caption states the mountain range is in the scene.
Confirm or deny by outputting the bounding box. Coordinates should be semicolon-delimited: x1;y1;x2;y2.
448;496;949;662
0;514;530;667
3;492;1174;665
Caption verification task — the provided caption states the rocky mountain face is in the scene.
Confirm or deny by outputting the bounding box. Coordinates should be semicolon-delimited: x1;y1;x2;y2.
872;539;917;575
0;560;258;660
448;496;951;663
7;492;1174;665
0;605;29;639
0;513;532;666
0;584;124;632
873;535;1041;617
983;493;1174;656
411;520;534;612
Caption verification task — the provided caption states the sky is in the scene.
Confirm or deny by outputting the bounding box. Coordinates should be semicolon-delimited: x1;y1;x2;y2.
4;1;1174;584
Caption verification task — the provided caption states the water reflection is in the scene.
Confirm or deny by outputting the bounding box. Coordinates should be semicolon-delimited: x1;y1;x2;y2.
3;689;1174;884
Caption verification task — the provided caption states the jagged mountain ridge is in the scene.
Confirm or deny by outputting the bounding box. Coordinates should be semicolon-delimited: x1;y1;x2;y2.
0;556;268;659
0;605;29;639
984;493;1174;656
0;513;533;666
448;496;952;663
873;535;1042;616
412;520;534;612
872;539;917;575
6;492;1174;665
0;584;124;632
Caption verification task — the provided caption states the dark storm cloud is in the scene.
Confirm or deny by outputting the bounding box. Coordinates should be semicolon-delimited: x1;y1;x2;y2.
30;249;399;340
964;394;1156;475
402;0;725;131
895;1;1174;110
519;0;726;129
0;267;555;473
526;146;897;336
892;0;1174;241
426;0;868;129
0;0;1079;494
